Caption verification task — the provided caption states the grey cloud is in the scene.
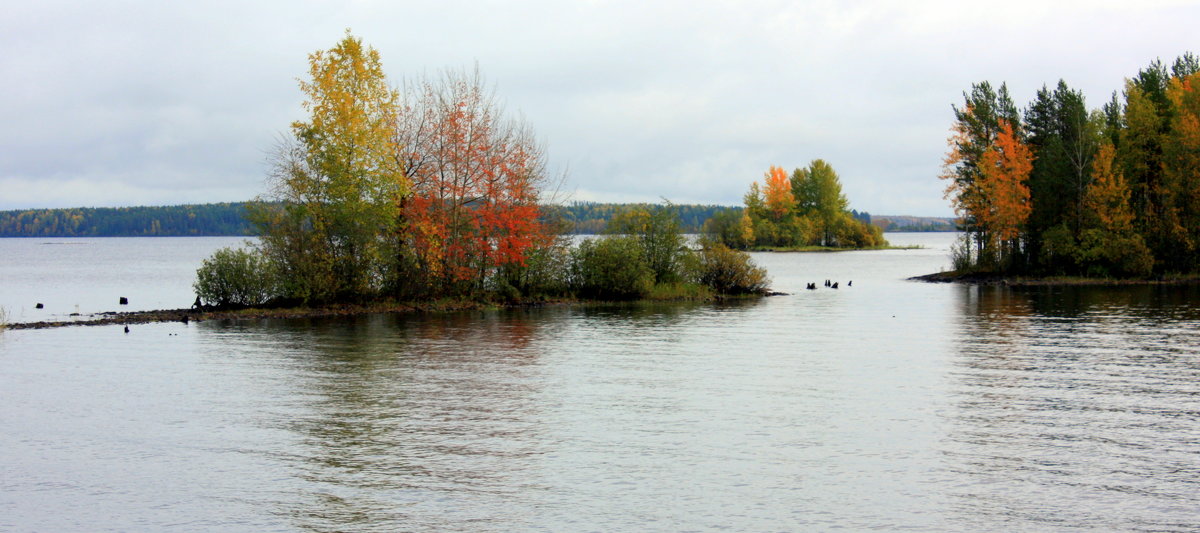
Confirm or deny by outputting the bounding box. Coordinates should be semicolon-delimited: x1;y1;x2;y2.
3;1;1198;214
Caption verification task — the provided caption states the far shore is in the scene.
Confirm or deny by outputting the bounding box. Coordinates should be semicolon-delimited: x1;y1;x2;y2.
750;244;922;253
911;271;1200;287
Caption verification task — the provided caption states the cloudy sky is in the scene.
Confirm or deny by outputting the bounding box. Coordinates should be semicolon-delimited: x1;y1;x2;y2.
2;1;1197;216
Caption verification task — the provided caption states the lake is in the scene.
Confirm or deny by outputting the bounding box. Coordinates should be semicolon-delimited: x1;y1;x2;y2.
2;233;1199;531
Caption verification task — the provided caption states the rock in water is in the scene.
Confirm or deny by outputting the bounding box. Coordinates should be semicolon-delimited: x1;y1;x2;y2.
35;303;44;309
119;297;129;305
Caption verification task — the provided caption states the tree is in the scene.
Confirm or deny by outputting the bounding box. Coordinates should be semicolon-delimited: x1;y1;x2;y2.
802;159;849;246
702;209;753;249
941;52;1200;277
976;120;1033;264
1082;143;1135;233
1024;81;1101;243
393;67;550;296
792;160;853;245
606;204;687;284
253;31;405;303
1164;71;1200;266
941;83;1020;228
743;182;765;219
1076;142;1153;276
738;159;878;249
942;82;1023;267
762;165;794;220
1121;80;1182;267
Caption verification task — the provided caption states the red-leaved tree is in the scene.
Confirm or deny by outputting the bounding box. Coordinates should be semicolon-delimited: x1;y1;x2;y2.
393;68;549;295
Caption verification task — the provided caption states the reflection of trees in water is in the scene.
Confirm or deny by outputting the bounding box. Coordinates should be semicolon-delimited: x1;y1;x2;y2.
258;301;740;530
574;298;763;328
1017;284;1200;320
955;284;1032;339
253;310;559;531
943;284;1200;530
575;301;699;322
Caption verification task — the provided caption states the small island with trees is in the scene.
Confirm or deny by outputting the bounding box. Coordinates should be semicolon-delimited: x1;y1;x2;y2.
704;162;887;251
191;32;773;314
921;52;1200;284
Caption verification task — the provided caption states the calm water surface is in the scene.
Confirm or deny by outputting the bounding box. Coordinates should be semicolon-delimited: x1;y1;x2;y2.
2;234;1199;531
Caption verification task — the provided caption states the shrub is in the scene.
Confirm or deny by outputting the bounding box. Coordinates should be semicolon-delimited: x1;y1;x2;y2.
703;209;754;249
697;243;770;295
194;246;280;307
825;212;885;248
569;236;655;300
1076;229;1153;278
950;233;975;272
606;205;688;284
496;235;573;299
784;215;819;247
1038;224;1078;275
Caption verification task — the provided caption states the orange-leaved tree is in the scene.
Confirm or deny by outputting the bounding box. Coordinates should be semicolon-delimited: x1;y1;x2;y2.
762;165;795;220
976;119;1033;263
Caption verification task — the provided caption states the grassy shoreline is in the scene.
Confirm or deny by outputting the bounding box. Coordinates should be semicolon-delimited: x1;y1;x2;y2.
910;270;1200;286
3;292;781;331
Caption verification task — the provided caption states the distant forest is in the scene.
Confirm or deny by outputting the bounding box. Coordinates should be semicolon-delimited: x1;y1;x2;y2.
872;215;959;232
0;201;937;237
551;202;743;234
0;203;255;237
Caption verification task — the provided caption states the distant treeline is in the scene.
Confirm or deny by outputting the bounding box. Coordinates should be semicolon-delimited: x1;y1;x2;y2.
0;203;254;237
549;202;742;234
0;201;900;237
872;215;959;232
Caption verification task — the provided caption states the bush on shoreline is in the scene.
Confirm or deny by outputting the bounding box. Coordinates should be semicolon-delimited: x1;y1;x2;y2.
570;236;656;300
697;242;771;295
194;246;280;308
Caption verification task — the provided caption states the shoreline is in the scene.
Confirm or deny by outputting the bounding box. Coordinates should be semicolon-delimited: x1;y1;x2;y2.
910;271;1200;287
749;245;921;253
2;300;566;331
3;293;784;331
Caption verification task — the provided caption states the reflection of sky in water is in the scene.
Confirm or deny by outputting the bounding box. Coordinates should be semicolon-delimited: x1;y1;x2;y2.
0;237;254;321
2;232;1199;531
946;284;1200;530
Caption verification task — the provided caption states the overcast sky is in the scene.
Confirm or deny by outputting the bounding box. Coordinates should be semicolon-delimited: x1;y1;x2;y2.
2;1;1197;216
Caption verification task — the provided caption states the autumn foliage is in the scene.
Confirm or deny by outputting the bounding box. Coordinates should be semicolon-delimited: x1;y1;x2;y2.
941;52;1200;276
246;33;550;304
714;160;883;249
762;165;795;220
206;32;770;307
396;70;547;294
976;120;1033;244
